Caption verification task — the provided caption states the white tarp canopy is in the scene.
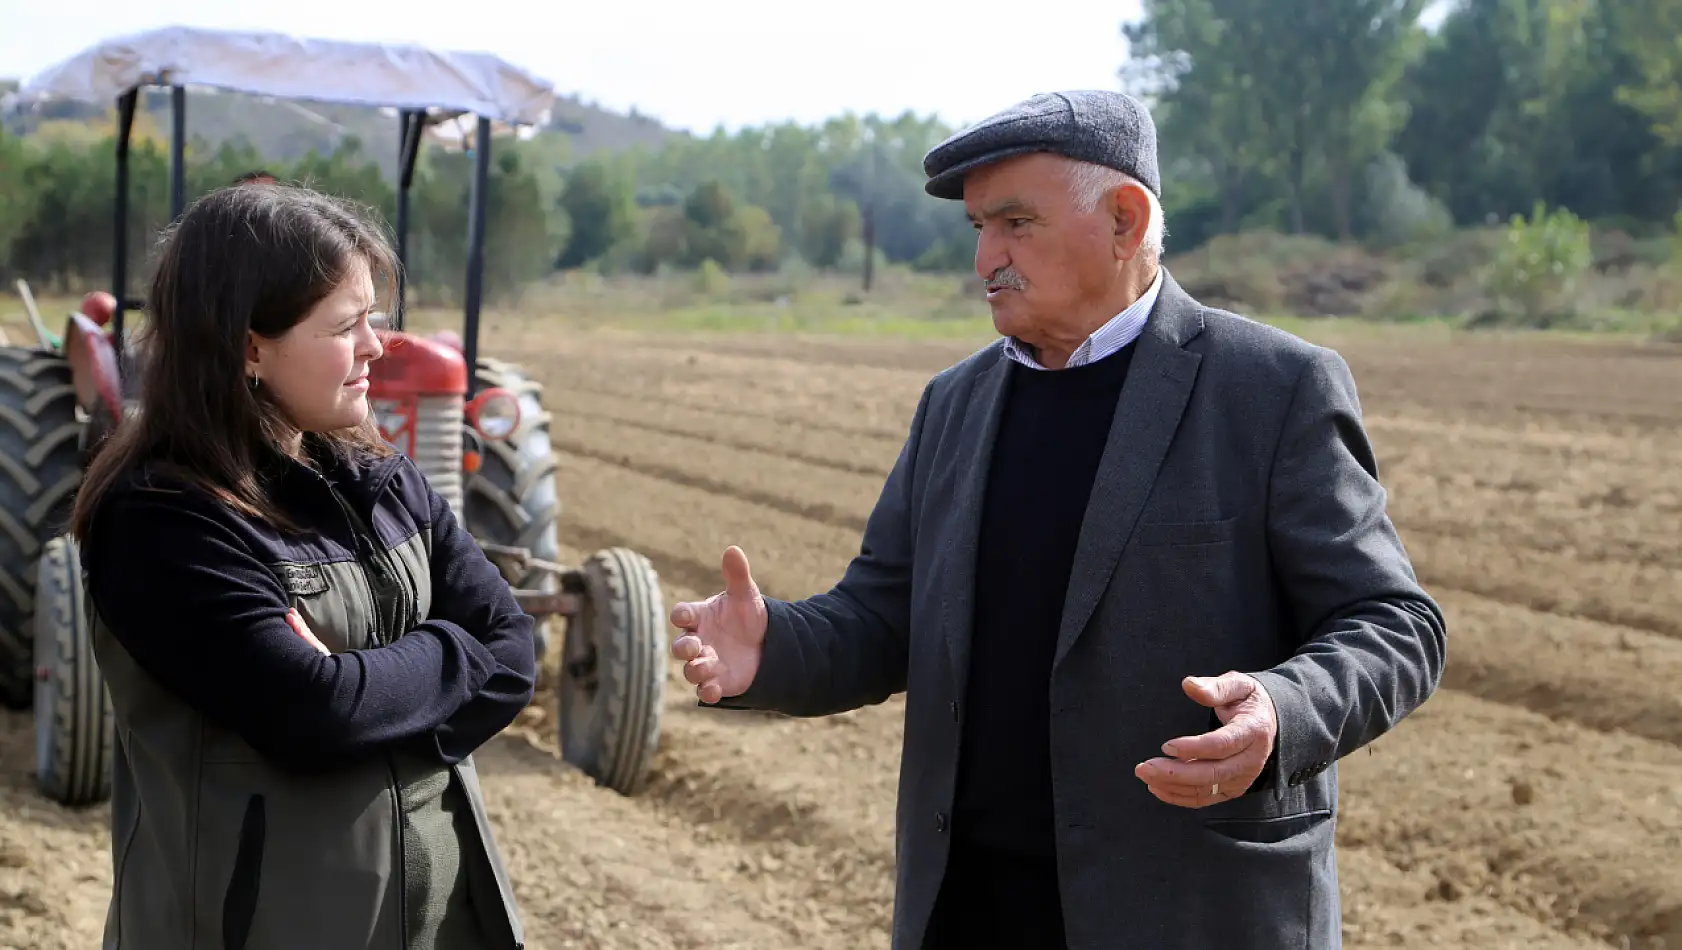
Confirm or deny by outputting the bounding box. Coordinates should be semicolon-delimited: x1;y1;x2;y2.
12;26;557;127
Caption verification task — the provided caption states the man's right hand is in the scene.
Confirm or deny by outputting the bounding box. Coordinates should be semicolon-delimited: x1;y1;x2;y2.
670;545;768;704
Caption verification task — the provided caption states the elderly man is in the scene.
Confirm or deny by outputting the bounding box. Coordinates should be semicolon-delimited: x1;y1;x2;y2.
670;90;1446;950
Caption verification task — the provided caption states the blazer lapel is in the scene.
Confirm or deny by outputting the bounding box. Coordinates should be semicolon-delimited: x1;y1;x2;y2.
1052;273;1205;671
941;346;1013;694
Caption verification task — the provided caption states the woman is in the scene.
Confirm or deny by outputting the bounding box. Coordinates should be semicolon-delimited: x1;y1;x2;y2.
72;181;535;950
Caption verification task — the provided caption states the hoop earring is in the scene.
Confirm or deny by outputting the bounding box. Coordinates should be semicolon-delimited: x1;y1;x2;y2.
249;375;260;390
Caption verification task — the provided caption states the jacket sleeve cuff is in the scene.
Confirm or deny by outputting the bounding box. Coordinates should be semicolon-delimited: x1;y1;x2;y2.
1247;668;1330;802
700;597;806;713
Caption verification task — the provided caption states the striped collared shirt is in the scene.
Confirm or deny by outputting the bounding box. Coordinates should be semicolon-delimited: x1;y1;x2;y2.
1002;266;1164;370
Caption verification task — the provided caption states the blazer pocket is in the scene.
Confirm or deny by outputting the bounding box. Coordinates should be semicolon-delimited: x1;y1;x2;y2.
1134;515;1238;547
1205;808;1331;845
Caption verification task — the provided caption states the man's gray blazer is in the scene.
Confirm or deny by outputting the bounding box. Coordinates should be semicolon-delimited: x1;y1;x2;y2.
712;270;1448;950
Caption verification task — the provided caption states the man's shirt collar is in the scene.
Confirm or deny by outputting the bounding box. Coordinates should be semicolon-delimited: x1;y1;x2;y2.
1002;266;1164;371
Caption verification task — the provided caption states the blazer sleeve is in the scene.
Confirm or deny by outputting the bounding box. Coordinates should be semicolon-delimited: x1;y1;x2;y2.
417;473;539;763
83;483;503;774
1248;346;1448;800
709;381;934;717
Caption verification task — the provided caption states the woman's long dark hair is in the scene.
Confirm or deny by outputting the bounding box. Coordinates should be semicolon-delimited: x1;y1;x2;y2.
71;182;399;540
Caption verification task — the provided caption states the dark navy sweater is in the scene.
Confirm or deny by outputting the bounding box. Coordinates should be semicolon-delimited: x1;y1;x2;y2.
931;344;1136;948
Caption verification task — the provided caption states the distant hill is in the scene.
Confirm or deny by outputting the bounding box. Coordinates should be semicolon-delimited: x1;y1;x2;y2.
547;93;683;156
0;80;686;177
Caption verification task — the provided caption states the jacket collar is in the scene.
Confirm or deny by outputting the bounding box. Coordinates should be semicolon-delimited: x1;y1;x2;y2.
260;434;407;522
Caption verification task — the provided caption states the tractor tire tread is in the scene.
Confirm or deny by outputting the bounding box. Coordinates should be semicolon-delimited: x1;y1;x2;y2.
566;547;663;795
0;347;83;710
34;534;112;805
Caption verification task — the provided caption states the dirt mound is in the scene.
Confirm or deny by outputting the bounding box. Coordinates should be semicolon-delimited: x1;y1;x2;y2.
1168;231;1397;317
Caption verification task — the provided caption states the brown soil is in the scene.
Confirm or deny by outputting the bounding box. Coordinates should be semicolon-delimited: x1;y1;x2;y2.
4;324;1677;949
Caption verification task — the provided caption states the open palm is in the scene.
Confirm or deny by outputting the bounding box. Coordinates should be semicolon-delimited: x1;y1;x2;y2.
670;546;768;704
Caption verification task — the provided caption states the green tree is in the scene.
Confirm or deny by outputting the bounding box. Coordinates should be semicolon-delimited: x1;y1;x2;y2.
1123;0;1274;234
0;131;38;282
1303;0;1427;239
1610;0;1682;146
483;149;567;302
556;158;635;268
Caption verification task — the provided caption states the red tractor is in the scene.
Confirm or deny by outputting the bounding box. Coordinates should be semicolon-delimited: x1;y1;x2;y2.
4;27;668;806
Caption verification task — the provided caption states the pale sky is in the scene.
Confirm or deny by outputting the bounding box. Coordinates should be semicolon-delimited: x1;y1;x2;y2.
1;0;1150;134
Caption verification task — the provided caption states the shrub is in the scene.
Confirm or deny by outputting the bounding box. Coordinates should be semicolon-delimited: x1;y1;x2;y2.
1480;202;1593;326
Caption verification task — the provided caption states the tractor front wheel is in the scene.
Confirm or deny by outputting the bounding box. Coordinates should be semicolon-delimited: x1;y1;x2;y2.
33;533;113;806
558;547;666;796
465;358;560;661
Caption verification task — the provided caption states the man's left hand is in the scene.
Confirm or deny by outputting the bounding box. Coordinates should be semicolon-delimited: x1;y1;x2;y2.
1134;671;1277;808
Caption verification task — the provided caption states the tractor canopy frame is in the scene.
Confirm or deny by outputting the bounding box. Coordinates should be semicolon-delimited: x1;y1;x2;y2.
9;31;674;803
11;25;558;400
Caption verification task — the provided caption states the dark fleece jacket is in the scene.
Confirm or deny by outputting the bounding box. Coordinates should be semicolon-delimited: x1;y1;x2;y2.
80;440;536;773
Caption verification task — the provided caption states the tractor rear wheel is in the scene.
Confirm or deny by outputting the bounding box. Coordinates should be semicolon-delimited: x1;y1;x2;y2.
33;533;112;806
558;547;665;796
464;358;561;661
0;346;84;709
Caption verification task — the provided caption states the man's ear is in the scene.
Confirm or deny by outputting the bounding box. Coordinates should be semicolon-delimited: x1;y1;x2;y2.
1111;182;1152;261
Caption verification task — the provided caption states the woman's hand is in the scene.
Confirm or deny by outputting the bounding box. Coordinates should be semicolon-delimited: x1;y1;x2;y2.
286;608;331;655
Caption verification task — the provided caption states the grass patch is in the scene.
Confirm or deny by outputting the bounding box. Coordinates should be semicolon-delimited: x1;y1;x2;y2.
6;250;1677;356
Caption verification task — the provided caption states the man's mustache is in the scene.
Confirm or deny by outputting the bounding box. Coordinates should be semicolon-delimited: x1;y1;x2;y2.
987;267;1027;290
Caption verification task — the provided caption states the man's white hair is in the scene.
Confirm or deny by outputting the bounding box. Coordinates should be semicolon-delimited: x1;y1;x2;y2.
1063;160;1166;262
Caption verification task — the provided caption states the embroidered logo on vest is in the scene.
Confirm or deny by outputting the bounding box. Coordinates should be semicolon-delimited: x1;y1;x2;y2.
277;563;330;597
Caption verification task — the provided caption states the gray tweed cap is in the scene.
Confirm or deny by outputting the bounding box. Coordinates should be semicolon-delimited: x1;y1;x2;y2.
922;90;1161;200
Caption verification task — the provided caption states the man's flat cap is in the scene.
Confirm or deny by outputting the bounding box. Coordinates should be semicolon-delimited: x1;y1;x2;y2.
922;90;1160;200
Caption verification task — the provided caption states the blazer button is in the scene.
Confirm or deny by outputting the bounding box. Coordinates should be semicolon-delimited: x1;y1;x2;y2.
935;812;948;833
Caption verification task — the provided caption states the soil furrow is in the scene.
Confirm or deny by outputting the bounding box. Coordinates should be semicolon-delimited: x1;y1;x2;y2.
547;544;904;946
0;730;111;950
553;389;901;476
1368;397;1682;436
1395;508;1682;573
1338;690;1682;948
1336;845;1615;949
520;330;979;376
1405;527;1682;640
1434;588;1682;747
558;453;861;598
557;413;1682;646
550;381;912;442
551;435;873;534
1366;412;1682;467
553;452;862;599
559;521;738;599
550;519;1673;950
470;733;806;949
576;412;894;478
526;346;930;436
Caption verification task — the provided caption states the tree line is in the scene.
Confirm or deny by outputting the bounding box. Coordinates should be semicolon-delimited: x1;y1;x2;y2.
0;108;975;305
2;0;1679;306
1126;0;1682;249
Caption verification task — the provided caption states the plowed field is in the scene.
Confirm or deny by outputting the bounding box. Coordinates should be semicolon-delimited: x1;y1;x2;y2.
3;323;1679;949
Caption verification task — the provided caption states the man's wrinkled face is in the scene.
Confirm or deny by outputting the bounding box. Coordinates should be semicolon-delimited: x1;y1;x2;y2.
964;153;1134;360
